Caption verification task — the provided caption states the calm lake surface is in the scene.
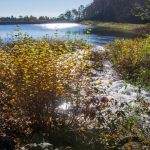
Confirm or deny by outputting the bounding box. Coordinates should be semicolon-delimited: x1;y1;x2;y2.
0;23;118;46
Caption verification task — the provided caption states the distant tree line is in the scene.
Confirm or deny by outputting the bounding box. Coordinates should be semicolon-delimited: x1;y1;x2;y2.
0;15;66;24
83;0;150;23
0;5;86;24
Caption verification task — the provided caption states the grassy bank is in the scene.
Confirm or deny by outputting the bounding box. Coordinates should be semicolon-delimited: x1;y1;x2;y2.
81;21;150;37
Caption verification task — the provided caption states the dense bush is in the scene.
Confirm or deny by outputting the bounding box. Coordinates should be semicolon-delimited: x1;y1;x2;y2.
107;36;150;90
0;33;92;146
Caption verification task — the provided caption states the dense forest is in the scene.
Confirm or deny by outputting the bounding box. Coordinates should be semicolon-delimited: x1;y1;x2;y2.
83;0;150;23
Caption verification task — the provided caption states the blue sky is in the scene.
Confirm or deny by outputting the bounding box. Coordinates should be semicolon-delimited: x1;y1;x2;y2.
0;0;93;17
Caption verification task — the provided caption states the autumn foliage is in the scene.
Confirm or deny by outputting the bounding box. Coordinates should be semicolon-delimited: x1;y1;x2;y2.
107;36;150;90
0;33;92;143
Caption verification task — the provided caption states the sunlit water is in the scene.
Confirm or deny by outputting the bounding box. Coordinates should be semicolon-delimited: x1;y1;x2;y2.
0;23;149;110
0;23;116;46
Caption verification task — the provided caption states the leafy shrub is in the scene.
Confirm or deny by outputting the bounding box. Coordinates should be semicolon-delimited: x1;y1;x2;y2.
0;33;92;142
106;36;150;90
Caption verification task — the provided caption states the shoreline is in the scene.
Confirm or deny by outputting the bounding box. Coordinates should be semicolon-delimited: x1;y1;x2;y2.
81;21;150;37
0;21;73;25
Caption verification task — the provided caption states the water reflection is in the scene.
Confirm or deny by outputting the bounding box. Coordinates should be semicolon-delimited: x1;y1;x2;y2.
37;23;80;29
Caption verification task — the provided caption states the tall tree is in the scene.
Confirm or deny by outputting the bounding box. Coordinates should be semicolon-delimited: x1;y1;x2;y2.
72;9;79;21
78;5;85;21
58;14;66;20
65;10;72;21
29;15;37;22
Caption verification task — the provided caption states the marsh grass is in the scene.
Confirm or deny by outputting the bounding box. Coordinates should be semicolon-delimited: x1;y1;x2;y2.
81;21;150;37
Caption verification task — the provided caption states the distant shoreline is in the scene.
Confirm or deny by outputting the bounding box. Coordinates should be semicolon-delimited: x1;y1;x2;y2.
0;21;73;25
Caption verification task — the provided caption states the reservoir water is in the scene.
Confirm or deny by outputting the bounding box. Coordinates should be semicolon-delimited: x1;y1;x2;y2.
0;23;116;46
